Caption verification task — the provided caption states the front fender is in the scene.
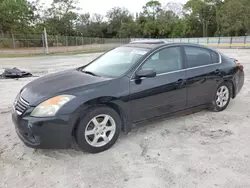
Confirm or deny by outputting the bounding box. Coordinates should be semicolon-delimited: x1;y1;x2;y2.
57;77;132;132
65;96;132;133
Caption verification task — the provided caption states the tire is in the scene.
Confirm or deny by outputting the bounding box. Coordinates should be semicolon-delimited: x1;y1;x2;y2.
75;106;121;153
210;82;232;112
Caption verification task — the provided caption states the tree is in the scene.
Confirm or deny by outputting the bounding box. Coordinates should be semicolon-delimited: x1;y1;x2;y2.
135;15;148;37
87;14;107;37
0;0;37;34
92;14;104;23
171;20;185;38
184;0;217;37
217;0;250;36
142;0;162;21
50;0;80;16
119;21;137;38
157;10;178;37
106;7;133;37
41;0;79;35
1;0;250;40
165;2;184;17
182;14;203;37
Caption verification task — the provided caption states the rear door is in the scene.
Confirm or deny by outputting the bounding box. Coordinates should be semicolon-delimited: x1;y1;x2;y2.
183;46;223;107
129;46;187;122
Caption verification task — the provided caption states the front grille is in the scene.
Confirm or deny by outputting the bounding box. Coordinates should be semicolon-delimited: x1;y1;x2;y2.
15;96;29;115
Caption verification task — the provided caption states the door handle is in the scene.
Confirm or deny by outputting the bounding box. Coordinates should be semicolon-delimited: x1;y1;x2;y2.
176;79;183;84
177;79;183;82
176;79;186;87
214;69;220;74
198;78;206;84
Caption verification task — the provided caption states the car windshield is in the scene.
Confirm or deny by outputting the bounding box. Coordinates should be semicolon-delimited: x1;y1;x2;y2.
82;47;149;77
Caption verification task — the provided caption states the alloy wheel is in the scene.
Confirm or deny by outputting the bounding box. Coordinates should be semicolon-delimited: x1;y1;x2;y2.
85;114;116;147
216;86;229;108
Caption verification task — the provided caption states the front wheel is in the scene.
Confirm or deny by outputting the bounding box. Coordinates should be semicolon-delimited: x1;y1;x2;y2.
75;106;121;153
210;82;232;112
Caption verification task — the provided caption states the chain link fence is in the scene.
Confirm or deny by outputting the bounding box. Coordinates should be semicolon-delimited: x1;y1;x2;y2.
0;33;130;55
1;33;250;55
131;36;250;49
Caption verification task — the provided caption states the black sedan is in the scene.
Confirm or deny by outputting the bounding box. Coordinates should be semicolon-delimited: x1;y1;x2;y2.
12;41;244;153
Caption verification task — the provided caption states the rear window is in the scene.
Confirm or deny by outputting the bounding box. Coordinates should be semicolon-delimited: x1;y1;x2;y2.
184;46;219;68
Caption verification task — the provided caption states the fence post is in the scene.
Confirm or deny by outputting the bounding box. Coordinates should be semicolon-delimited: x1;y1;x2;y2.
76;36;77;46
56;35;58;47
66;36;68;51
43;28;49;54
42;33;45;48
244;35;247;49
82;37;84;45
12;34;16;48
230;37;233;49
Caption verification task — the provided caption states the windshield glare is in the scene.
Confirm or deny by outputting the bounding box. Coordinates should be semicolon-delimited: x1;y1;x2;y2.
83;47;149;77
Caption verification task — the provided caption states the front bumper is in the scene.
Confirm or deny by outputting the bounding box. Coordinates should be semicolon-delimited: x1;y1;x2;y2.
12;110;75;149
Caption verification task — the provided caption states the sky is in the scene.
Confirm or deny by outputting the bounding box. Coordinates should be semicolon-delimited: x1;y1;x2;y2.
39;0;188;15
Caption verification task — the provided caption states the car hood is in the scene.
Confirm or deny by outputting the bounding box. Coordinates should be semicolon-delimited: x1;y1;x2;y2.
21;69;111;105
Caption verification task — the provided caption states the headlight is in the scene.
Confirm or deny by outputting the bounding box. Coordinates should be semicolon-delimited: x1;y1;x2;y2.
31;95;75;117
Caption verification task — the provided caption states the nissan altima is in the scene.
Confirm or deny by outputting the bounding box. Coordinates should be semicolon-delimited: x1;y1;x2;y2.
12;41;244;153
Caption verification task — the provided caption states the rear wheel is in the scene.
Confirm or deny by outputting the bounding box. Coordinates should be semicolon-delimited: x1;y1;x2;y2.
210;82;231;112
75;106;121;153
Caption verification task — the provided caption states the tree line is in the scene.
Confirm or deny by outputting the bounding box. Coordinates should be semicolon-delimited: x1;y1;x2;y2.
1;0;250;38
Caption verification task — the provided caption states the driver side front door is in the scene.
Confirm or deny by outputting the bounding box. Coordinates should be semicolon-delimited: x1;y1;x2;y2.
129;46;187;122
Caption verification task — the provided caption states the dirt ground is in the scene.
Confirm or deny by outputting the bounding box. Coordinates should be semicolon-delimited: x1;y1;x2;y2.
0;49;250;188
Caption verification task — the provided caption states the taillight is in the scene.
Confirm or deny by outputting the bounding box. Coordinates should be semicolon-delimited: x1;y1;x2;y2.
236;60;244;70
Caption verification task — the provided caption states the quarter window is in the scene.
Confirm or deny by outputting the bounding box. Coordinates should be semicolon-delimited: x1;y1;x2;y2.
211;51;220;63
141;47;182;74
184;46;217;68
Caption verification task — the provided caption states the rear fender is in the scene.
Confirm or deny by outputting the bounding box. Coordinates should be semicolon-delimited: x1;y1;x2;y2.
216;79;236;98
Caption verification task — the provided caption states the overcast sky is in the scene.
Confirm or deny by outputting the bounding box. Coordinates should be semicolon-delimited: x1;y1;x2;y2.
40;0;187;15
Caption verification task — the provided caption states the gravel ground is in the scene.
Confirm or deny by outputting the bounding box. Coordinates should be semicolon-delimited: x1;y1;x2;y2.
0;49;250;188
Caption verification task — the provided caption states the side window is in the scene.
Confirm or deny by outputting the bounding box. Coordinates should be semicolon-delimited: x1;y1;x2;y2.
211;51;220;64
141;47;182;74
184;46;213;68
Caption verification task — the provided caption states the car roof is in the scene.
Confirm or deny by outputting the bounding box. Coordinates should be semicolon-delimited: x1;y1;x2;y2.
124;40;214;51
124;40;167;49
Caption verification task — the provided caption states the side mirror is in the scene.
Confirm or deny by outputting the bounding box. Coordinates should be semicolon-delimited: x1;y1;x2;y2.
135;68;156;79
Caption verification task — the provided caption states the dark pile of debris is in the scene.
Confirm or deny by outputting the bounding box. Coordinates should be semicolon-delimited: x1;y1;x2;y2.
0;68;32;79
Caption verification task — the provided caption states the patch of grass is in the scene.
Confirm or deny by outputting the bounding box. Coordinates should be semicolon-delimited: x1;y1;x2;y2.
0;48;110;58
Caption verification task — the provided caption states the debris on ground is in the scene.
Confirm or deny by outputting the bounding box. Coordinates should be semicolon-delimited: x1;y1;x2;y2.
0;67;32;79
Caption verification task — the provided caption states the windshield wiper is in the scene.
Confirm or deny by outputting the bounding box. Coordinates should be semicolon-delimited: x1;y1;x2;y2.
81;70;100;77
